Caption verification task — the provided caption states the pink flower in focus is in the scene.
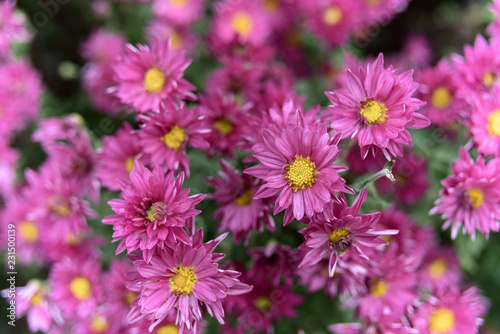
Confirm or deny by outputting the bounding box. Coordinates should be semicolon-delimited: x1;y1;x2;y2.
103;162;206;263
113;39;196;113
325;54;430;160
430;148;500;240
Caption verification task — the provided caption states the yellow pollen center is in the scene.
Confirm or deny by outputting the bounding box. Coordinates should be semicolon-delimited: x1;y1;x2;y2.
170;266;197;295
169;0;188;8
360;100;388;124
170;31;183;50
50;197;71;217
323;6;343;26
467;188;484;209
254;296;272;311
162;125;185;150
146;205;157;222
285;155;318;192
19;221;39;243
157;324;179;334
483;72;495;87
124;291;137;305
429;308;455;333
144;68;166;93
30;290;44;306
234;189;253;206
214;119;234;135
90;315;109;333
67;232;80;246
365;0;382;6
370;278;388;297
70;276;92;300
487;110;500;136
428;258;448;279
264;0;279;12
431;86;452;109
125;157;135;174
231;12;253;37
329;228;349;243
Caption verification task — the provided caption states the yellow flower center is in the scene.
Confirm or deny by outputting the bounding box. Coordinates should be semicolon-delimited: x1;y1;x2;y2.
428;258;448;279
231;12;253;37
214;119;234;135
170;31;183;50
19;221;39;243
264;0;279;12
429;308;455;333
157;324;179;334
67;232;80;246
370;278;388;297
162;125;186;150
323;6;343;26
431;86;452;109
285;155;318;192
365;0;382;6
360;100;388;124
30;290;44;306
90;315;109;333
329;228;349;243
70;276;92;300
124;291;137;305
170;266;197;295
50;197;71;217
169;0;188;8
254;296;272;311
234;189;253;206
467;188;484;209
146;205;157;222
487;110;500;136
144;68;166;93
125;157;135;174
483;72;495;87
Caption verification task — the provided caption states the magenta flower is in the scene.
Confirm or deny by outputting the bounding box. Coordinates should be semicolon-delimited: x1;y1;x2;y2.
127;229;252;331
298;189;396;276
146;19;199;55
0;138;18;199
0;1;31;58
470;86;500;156
138;101;210;176
325;54;430;160
152;0;206;25
430;147;500;240
113;39;196;113
205;160;274;244
103;162;206;263
412;287;488;334
359;0;411;27
487;0;500;37
97;122;143;191
418;246;461;295
244;119;351;225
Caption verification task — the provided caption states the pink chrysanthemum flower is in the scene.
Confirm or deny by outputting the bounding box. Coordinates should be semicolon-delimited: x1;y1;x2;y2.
210;0;271;47
198;91;253;158
206;160;274;244
152;0;206;25
418;246;461;295
487;0;500;38
49;257;103;319
97;122;143;191
325;54;430;160
138;101;210;176
129;310;205;334
245;117;351;225
359;0;411;27
387;34;433;72
329;316;417;334
113;39;196;113
470;86;500;156
146;20;198;56
452;35;500;94
430;148;500;240
0;1;31;58
72;309;120;334
298;189;396;276
412;287;488;334
127;229;252;332
31;114;85;147
299;0;360;48
103;162;206;263
416;59;466;129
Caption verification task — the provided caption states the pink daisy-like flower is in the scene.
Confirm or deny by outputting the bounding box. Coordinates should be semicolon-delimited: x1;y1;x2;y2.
31;114;85;147
113;39;196;113
325;54;430;160
206;160;274;244
80;28;125;64
152;0;206;25
138;101;210;176
127;229;252;332
487;0;500;38
359;0;411;27
430;147;500;240
97;122;143;191
470;86;500;156
146;20;198;56
418;245;461;295
103;162;206;263
0;1;31;58
129;310;205;334
299;0;360;48
416;59;466;129
298;189;396;276
210;0;271;47
244;117;351;225
412;287;488;334
49;257;103;319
